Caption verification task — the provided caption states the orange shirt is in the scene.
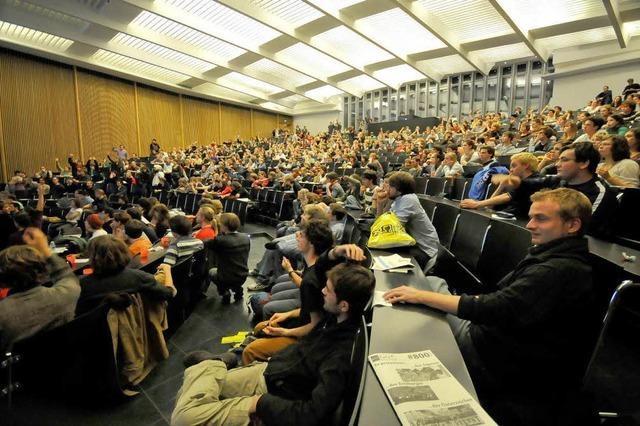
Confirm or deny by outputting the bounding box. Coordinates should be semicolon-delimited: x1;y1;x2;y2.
194;225;217;241
129;237;152;257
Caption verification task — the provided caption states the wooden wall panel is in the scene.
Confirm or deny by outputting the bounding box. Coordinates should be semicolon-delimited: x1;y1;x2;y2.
182;96;220;146
221;104;251;142
277;114;293;132
0;51;79;177
76;70;137;161
137;85;182;151
253;110;278;138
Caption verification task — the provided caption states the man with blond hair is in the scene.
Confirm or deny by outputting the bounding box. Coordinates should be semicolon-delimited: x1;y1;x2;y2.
385;188;597;425
461;152;540;217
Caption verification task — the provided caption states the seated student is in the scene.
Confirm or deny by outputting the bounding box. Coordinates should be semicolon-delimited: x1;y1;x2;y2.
494;131;523;156
432;152;464;178
496;141;617;237
596;135;640;188
76;235;175;315
162;215;204;266
127;207;158;243
206;213;250;304
125;220;152;257
361;170;380;215
171;261;374;426
375;172;439;269
85;213;108;240
242;220;349;365
0;228;80;353
384;188;598;426
193;206;217;241
324;172;345;201
460;152;540;218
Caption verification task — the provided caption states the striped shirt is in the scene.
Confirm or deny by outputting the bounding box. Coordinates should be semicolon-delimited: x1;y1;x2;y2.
163;235;204;266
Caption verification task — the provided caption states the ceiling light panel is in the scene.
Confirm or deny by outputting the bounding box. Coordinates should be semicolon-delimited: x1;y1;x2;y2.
216;72;283;96
624;20;640;37
249;0;324;27
0;21;74;51
496;0;606;32
275;42;351;78
131;11;246;61
416;0;513;43
196;82;257;103
308;0;365;15
311;25;394;68
372;64;425;88
356;8;446;56
537;27;616;51
9;0;90;32
111;33;215;73
244;58;315;88
163;0;281;50
259;101;292;112
340;74;384;94
92;49;190;84
282;94;311;104
469;42;533;63
417;55;473;76
304;85;343;100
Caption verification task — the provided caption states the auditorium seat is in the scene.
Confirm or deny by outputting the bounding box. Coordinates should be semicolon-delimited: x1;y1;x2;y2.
430;202;460;249
583;281;640;421
449;177;471;201
477;219;531;289
425;177;449;197
449;210;491;272
415;176;428;194
418;196;437;221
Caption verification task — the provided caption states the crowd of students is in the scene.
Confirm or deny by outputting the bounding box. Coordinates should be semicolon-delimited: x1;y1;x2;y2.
0;84;639;425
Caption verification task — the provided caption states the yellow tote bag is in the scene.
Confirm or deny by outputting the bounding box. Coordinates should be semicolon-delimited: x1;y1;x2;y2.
367;212;416;249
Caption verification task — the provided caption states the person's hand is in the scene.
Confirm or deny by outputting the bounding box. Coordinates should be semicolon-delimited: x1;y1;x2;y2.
23;227;52;257
460;199;480;209
384;286;426;305
333;244;365;261
596;164;610;178
262;325;289;337
268;311;290;326
281;257;293;273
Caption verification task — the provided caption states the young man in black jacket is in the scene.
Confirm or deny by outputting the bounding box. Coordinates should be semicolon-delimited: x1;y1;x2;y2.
171;256;374;426
385;188;598;425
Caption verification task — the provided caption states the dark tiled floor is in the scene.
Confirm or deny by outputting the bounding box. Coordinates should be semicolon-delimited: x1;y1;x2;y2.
1;228;273;426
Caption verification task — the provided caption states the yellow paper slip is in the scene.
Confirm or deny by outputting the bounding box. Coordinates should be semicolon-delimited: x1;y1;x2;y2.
221;331;250;344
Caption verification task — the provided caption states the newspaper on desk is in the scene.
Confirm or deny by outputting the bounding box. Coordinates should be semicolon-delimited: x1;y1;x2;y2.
369;350;497;426
371;253;415;273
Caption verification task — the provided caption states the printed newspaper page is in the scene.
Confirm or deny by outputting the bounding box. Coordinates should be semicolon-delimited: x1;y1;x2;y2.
369;350;497;426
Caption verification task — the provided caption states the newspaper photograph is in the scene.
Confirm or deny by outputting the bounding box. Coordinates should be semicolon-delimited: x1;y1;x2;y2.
369;350;497;426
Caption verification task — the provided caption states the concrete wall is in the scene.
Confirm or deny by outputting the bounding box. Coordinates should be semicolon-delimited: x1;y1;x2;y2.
549;62;640;110
293;110;341;134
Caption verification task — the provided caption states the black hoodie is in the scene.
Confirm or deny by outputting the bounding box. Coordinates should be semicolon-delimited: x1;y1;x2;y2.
458;236;597;393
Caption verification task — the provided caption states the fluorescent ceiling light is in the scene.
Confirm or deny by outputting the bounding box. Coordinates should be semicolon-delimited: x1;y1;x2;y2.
217;72;283;96
249;0;324;27
340;74;384;93
163;0;281;49
537;27;616;51
497;0;606;32
416;0;513;43
0;20;73;51
311;25;394;68
417;55;474;76
111;33;215;73
131;11;246;61
308;0;365;15
276;42;351;78
244;58;315;88
372;64;425;88
356;8;446;56
305;85;344;100
469;42;533;64
92;49;190;84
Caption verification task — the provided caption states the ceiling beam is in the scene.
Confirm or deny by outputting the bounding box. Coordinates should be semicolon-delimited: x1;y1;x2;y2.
0;2;295;109
118;0;352;98
21;0;317;104
216;0;382;95
393;0;492;75
602;0;630;48
529;15;611;39
487;0;549;61
300;0;437;84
